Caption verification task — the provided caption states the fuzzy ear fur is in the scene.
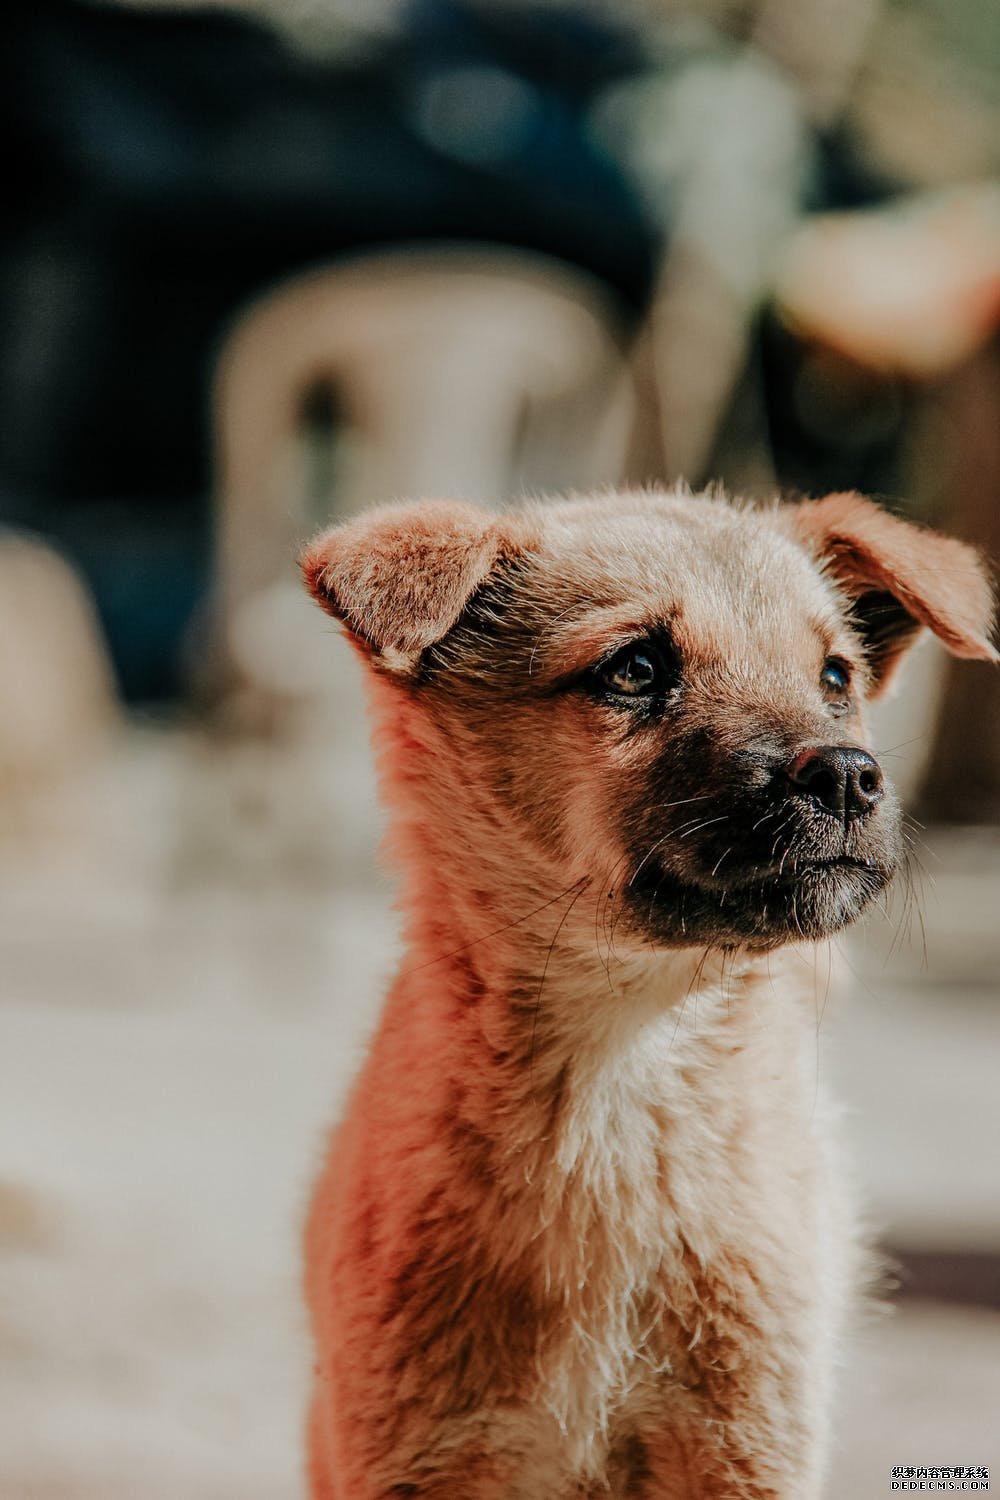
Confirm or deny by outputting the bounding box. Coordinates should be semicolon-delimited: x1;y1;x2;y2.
794;491;997;692
301;500;512;672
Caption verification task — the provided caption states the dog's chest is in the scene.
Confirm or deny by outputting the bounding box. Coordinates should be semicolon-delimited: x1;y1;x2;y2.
517;1004;823;1482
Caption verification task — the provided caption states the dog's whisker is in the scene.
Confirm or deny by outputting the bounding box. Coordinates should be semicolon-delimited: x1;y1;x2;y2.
529;879;591;1078
626;815;730;894
595;849;641;973
401;877;589;980
874;734;927;757
676;815;729;841
626;834;675;890
893;845;929;971
593;864;629;991
651;794;713;812
526;603;585;677
665;982;695;1058
767;811;797;868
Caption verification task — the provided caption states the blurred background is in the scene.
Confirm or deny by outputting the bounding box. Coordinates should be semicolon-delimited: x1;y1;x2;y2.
1;0;998;1494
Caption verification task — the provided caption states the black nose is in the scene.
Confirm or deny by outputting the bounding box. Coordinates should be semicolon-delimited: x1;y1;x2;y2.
783;746;885;821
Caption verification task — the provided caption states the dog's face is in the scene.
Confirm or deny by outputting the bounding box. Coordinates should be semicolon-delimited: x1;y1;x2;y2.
428;495;898;951
304;489;996;953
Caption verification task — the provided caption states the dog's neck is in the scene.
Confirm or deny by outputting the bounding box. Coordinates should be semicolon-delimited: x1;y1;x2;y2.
392;821;781;1102
372;749;827;1323
376;701;814;1175
385;848;817;1286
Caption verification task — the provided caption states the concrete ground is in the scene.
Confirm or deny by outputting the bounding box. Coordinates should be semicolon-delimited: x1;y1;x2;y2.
0;710;997;1499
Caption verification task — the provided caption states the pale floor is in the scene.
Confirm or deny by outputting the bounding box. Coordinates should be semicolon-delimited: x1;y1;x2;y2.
1;718;998;1499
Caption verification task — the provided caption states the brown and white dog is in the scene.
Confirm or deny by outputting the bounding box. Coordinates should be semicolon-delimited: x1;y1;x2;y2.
300;489;996;1499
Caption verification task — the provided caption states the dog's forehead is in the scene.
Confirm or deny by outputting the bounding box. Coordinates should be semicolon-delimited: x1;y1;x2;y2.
527;500;838;648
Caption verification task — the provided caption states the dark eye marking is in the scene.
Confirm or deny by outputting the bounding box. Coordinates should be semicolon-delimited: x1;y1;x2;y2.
593;639;680;701
820;656;852;700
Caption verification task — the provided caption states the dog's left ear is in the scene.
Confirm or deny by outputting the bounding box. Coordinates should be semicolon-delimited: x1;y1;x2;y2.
301;499;523;674
793;491;997;694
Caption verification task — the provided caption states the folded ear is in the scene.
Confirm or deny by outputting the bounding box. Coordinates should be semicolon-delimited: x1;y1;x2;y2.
301;499;516;674
793;491;997;693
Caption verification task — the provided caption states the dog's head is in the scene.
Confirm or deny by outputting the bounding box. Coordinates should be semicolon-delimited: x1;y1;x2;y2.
303;489;995;952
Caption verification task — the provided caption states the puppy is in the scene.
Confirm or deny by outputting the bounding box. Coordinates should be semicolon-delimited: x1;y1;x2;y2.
300;488;995;1499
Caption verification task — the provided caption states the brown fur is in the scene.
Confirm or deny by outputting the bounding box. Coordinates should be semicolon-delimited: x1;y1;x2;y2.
300;488;995;1499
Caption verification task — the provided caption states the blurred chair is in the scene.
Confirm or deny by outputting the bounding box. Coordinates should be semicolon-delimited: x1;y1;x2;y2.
599;48;810;491
0;532;119;865
210;248;634;727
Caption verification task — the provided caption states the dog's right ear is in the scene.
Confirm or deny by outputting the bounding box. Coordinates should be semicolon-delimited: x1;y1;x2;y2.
300;500;517;674
793;491;997;693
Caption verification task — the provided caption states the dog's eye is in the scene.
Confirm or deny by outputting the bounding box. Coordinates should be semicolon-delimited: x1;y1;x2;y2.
820;658;851;696
598;642;674;698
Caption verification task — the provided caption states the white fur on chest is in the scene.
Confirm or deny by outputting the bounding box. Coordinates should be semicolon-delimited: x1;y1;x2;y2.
497;957;836;1486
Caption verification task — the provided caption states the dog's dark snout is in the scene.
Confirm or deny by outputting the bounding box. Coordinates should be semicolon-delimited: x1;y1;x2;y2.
783;746;884;821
